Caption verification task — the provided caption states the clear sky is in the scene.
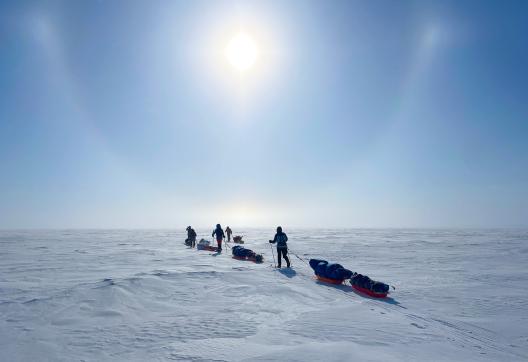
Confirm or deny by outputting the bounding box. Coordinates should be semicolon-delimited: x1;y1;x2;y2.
1;0;527;228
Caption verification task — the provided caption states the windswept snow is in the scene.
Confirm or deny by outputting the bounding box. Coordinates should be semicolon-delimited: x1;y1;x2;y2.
0;229;527;361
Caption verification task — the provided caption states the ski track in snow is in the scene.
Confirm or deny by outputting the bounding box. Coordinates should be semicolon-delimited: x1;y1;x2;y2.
0;229;527;361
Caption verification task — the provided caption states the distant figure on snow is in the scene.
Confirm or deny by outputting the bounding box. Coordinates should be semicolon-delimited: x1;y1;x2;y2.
186;226;197;248
269;226;290;268
225;226;232;242
212;224;225;252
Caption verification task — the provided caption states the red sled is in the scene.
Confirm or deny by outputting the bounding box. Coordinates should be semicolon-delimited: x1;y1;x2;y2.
316;275;344;285
232;256;263;263
197;245;218;252
351;284;388;298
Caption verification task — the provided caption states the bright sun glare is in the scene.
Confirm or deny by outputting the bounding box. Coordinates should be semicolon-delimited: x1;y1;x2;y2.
224;33;258;71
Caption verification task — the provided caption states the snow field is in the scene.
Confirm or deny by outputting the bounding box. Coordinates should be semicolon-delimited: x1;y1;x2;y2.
1;229;527;361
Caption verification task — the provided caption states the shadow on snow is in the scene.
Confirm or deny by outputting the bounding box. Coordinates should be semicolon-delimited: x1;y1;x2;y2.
278;268;297;278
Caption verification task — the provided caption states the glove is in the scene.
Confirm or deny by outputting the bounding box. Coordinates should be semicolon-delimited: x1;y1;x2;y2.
269;240;273;243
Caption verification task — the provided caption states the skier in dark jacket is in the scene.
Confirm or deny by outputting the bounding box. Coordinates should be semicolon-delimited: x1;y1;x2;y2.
186;226;197;248
269;226;290;268
225;226;232;242
212;224;225;252
189;227;197;248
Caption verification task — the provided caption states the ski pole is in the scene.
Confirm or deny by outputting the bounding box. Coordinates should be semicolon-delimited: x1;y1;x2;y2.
269;242;276;268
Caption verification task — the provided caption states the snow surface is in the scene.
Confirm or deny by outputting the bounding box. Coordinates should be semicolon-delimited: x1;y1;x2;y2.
1;229;527;361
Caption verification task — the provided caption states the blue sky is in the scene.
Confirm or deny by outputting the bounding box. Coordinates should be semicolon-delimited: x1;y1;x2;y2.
1;0;527;228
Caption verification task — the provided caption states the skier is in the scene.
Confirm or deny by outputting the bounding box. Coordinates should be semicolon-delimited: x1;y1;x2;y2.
269;226;290;268
212;224;225;252
189;227;197;248
225;226;232;242
186;226;197;248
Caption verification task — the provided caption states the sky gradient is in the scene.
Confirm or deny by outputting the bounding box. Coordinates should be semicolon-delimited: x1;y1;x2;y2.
1;0;527;228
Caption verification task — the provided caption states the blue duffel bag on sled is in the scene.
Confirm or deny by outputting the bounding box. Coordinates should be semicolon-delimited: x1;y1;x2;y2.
232;246;263;263
309;259;353;284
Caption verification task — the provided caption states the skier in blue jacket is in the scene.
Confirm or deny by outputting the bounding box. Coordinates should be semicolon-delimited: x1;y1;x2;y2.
269;226;290;268
212;224;225;252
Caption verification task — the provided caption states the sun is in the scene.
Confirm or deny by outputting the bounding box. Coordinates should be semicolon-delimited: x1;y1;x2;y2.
224;33;258;72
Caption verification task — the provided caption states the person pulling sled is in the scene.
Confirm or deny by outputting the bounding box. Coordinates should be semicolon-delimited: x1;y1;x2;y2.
269;226;290;268
185;226;197;248
212;224;225;252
